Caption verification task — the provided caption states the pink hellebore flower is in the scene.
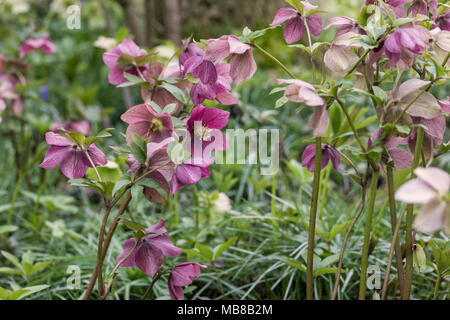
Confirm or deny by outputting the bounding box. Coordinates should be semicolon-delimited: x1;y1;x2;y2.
50;120;91;136
127;138;175;204
270;1;322;44
120;104;174;144
408;0;437;19
369;129;413;170
116;219;182;277
364;0;411;18
170;157;213;194
395;167;450;234
102;39;149;85
168;262;205;300
19;37;55;58
408;114;445;157
187;105;230;156
205;35;257;85
301;144;340;173
438;97;450;114
435;11;450;31
384;28;426;66
40;132;107;179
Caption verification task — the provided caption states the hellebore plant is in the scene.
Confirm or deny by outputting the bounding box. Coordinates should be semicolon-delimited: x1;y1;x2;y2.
35;0;450;301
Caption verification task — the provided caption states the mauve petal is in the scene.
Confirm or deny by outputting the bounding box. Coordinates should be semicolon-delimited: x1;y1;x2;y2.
395;178;437;204
204;39;230;62
407;0;428;17
302;0;318;11
413;200;446;233
230;50;257;85
45;131;73;146
118;39;145;57
396;78;430;101
306;14;322;36
271;8;298;26
142;173;170;204
201;107;230;129
115;238;138;267
388;148;413;169
168;278;184;300
125;122;151;144
324;16;356;30
121;104;152;124
328;147;341;171
126;154;141;173
135;243;164;277
321;150;330;170
176;164;202;185
216;91;239;105
414;167;450;194
420;114;445;145
284;84;303;102
108;67;127;85
146;219;168;235
195;60;218;85
40;145;70;169
102;48;121;68
284;17;304;44
170;263;202;287
299;86;324;106
308;105;328;137
60;150;89;179
324;45;359;73
227;36;251;55
87;144;107;167
71;120;91;135
438;97;450;113
170;174;181;194
183;55;204;75
301;144;316;172
385;32;402;55
150;234;182;257
399;28;425;53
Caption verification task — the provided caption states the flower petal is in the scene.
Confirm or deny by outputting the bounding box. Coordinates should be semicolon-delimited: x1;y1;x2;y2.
135;243;164;277
284;17;304;44
395;178;437;204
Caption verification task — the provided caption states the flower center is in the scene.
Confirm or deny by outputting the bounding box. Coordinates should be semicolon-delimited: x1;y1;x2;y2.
149;118;163;132
194;125;212;141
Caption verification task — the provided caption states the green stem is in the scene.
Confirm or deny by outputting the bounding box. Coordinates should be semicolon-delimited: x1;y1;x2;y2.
7;172;23;225
97;205;113;297
335;97;367;154
213;265;226;298
303;17;316;83
403;126;424;300
319;163;331;220
433;275;441;300
250;42;296;79
386;166;405;298
358;169;379;300
306;137;322;300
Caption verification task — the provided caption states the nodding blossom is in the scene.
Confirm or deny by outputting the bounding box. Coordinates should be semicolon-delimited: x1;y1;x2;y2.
50;120;91;136
19;36;55;58
116;220;182;277
103;39;149;85
168;262;205;300
384;27;426;67
395;167;450;235
301;144;340;173
408;0;437;19
270;1;322;44
40;132;107;179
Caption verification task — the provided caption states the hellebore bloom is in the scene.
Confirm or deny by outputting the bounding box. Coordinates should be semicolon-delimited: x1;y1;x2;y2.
168;262;205;300
384;28;426;66
170;157;213;194
430;28;450;67
19;37;55;58
363;0;411;18
408;114;445;157
127;138;175;204
369;129;413;169
270;1;322;44
438;97;450;114
40;132;107;179
395;167;450;234
102;39;149;85
387;78;441;119
204;35;257;85
435;11;450;31
116;220;182;277
50;120;91;136
301;144;340;173
408;0;437;19
120;104;174;144
187;105;230;156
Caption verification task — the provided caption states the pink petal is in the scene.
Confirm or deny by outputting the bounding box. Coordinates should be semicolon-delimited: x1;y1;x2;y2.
87;144;107;167
230;50;257;85
102;48;122;68
146;219;167;235
45;131;73;147
306;14;322;36
60;149;89;179
116;238;138;267
413;200;446;233
120;104;153;125
168;279;184;300
204;38;230;62
150;234;182;257
414;167;450;194
284;17;304;44
40;145;70;169
271;8;298;26
388;148;413;169
395;178;437;204
308;105;328;137
135;243;164;277
438;97;450;113
195;60;218;85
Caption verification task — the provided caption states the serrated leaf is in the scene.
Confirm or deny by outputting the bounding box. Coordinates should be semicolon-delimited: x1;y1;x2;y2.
31;261;52;275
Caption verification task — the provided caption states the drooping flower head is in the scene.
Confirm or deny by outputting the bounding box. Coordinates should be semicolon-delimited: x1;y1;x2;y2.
120;104;174;144
408;0;437;19
19;36;55;58
102;39;149;85
395;167;450;234
435;11;450;31
168;262;205;300
116;219;182;277
384;27;426;66
270;1;322;44
301;144;340;173
40;132;107;179
369;129;413;170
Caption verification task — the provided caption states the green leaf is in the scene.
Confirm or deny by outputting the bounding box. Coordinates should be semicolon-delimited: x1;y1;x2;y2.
1;251;23;272
318;254;339;269
0;287;9;299
120;220;146;233
130;134;147;165
163;103;177;114
31;261;52;275
413;244;427;273
285;0;304;14
194;243;213;262
0;225;18;234
160;83;186;103
275;96;289;109
7;289;30;300
112;174;132;197
0;267;22;275
22;251;34;266
213;237;237;261
314;267;339;277
136;178;166;198
13;285;49;300
278;257;307;272
288;44;311;54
